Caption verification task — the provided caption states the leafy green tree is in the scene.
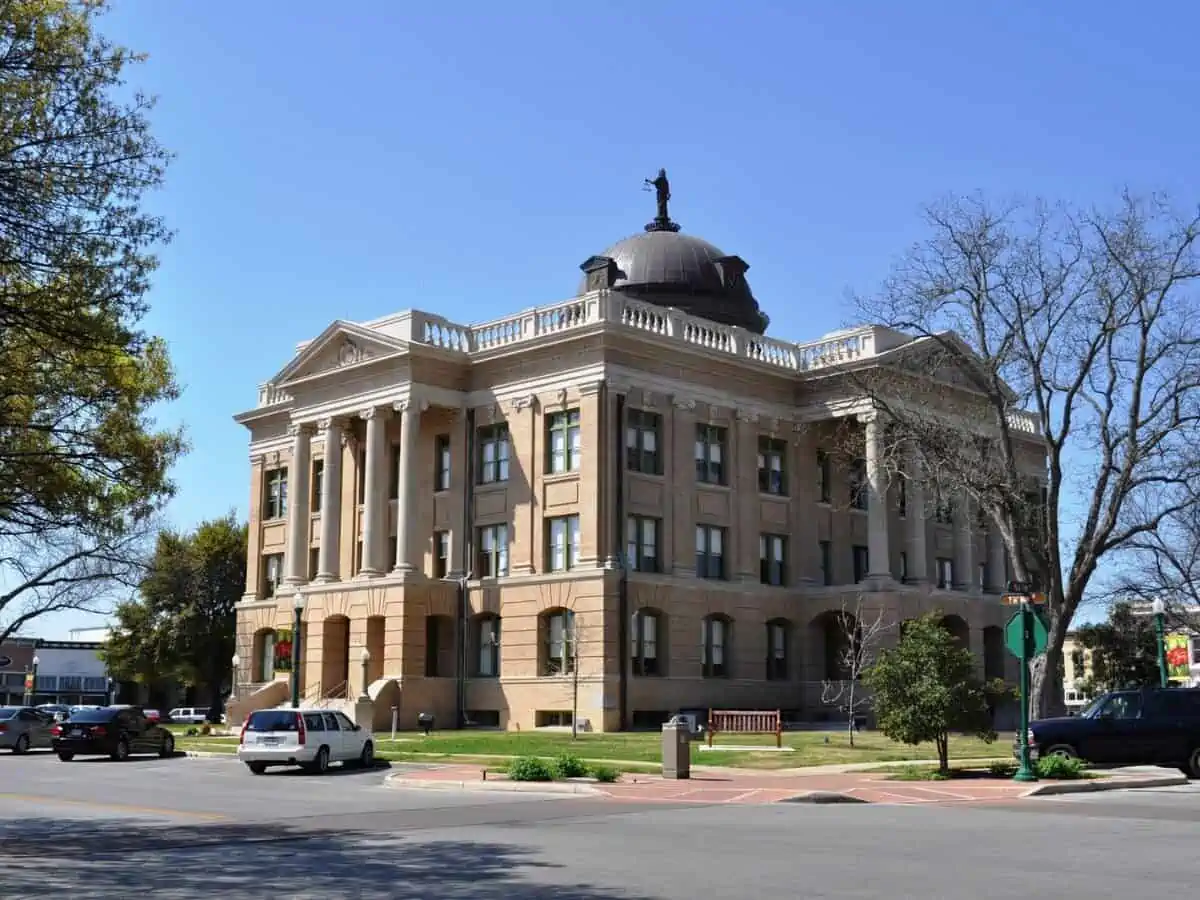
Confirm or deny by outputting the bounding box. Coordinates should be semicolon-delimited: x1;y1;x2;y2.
1073;602;1161;693
0;0;184;640
101;516;246;709
866;613;998;773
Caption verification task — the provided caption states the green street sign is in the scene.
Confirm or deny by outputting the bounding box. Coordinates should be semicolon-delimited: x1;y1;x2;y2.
1005;608;1048;659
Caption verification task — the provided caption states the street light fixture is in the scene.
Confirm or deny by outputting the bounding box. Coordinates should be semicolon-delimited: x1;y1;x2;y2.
359;646;371;701
231;654;241;702
291;592;305;708
1152;597;1168;688
24;655;40;706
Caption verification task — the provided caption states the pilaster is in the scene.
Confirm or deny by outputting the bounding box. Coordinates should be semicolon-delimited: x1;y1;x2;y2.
245;455;265;597
904;447;929;584
863;413;893;586
577;381;604;567
670;395;697;576
734;409;760;582
506;394;536;575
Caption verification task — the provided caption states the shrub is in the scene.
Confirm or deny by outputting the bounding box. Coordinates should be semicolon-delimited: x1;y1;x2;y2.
1036;754;1088;780
988;761;1017;777
508;756;554;782
589;764;620;783
185;727;198;736
553;753;589;779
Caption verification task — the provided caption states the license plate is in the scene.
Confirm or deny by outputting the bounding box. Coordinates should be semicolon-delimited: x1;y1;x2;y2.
70;729;83;736
259;736;279;746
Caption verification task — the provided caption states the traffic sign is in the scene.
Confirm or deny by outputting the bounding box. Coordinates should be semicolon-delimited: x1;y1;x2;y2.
1005;608;1048;659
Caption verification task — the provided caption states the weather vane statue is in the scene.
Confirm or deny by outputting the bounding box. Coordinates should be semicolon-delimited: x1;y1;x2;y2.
643;168;681;233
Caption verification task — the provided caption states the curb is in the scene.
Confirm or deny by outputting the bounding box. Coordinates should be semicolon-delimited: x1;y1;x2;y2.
183;750;236;759
1024;774;1189;797
383;773;601;795
777;791;868;804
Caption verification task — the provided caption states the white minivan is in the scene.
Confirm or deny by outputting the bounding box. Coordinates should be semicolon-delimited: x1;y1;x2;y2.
168;707;209;724
237;708;374;775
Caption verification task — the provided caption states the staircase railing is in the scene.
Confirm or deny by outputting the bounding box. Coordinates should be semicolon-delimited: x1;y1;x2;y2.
301;679;323;705
324;680;348;701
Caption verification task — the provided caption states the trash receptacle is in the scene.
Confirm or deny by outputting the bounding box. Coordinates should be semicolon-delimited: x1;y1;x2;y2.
661;716;691;780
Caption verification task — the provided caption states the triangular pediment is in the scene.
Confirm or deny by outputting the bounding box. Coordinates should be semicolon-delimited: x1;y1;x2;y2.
874;330;1019;404
272;320;408;385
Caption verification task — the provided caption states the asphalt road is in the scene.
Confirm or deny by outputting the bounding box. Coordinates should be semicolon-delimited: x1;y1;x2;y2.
1;752;1198;899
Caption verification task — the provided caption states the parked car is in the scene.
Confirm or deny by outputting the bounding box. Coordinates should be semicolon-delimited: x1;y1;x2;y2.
51;706;175;762
142;708;162;724
1022;687;1200;777
237;708;373;775
167;707;210;725
0;706;55;753
36;703;72;723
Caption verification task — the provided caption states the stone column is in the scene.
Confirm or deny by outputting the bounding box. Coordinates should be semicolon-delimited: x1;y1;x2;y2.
904;448;928;584
284;422;313;584
315;417;344;582
955;493;977;591
358;406;389;576
864;414;891;581
391;398;421;579
987;525;1007;593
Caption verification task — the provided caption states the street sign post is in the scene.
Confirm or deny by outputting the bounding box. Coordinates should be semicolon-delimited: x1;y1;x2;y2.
1005;596;1047;783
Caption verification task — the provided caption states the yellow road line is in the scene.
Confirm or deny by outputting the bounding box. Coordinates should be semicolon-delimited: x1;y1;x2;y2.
0;793;227;820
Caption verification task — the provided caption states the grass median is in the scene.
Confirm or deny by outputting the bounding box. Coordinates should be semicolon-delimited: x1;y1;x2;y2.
174;728;1013;771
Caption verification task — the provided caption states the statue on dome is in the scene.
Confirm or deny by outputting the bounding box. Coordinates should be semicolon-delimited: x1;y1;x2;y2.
645;168;670;222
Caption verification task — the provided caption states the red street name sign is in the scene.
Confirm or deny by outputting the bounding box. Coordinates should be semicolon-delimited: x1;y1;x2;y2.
1002;593;1046;606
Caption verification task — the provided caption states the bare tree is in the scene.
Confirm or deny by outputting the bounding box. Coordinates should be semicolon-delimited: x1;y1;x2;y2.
851;192;1200;717
820;596;895;746
1112;490;1200;618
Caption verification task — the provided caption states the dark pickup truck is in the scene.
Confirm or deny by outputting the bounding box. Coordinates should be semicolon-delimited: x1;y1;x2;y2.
1022;687;1200;777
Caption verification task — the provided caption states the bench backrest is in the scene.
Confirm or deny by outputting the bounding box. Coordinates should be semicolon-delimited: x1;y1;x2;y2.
708;710;780;732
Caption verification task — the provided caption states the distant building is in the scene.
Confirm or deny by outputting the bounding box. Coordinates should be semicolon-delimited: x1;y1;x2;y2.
0;638;112;706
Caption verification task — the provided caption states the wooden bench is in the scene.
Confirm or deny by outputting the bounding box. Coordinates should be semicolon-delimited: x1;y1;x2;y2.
706;709;783;748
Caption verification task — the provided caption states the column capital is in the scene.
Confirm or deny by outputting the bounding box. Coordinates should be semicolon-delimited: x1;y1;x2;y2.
577;380;603;397
287;420;315;437
317;416;345;433
359;406;389;421
393;397;429;414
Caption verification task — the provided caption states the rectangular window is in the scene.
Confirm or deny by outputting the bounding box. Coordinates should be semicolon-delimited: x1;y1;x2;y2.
477;425;510;484
625;516;660;573
425;617;446;677
357;447;367;504
816;450;831;503
935;497;954;524
898;475;907;518
434;531;450;578
308;547;319;581
702;618;728;678
852;545;869;583
936;557;954;589
819;540;832;585
695;525;726;580
695;425;726;484
760;533;787;586
477;617;500;677
477;524;509;578
547;515;581;571
545;611;575;675
388;444;399;500
265;468;288;520
899;551;908;584
311;460;323;512
849;458;868;510
767;622;787;680
632;611;660;676
262;553;284;598
978;561;988;591
435;435;451;491
757;437;787;495
547;409;582;474
626;409;661;475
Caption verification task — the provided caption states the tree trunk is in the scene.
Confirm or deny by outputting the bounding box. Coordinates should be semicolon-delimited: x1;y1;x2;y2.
847;684;856;747
1029;648;1065;720
936;733;949;774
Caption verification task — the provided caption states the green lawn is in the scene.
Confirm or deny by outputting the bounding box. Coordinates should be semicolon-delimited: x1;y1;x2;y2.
176;728;1013;770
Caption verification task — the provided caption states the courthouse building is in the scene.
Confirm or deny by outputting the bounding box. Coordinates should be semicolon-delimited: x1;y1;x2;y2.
230;177;1033;731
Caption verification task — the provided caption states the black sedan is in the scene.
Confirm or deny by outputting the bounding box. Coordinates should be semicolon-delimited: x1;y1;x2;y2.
51;706;175;762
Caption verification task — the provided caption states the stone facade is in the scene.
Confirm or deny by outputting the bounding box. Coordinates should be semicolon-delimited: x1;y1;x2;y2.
231;291;1038;732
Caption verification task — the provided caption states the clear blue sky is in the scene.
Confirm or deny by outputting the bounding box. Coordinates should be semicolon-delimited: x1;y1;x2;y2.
35;0;1200;636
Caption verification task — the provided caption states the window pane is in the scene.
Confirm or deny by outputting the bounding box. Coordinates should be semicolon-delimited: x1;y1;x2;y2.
644;519;656;553
644;429;656;453
695;526;705;553
710;442;722;464
710;528;722;555
694;438;705;461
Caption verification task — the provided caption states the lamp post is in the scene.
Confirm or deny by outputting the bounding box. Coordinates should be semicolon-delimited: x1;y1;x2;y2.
230;654;241;702
1152;597;1169;688
291;592;305;708
359;647;371;701
23;655;39;706
106;677;114;706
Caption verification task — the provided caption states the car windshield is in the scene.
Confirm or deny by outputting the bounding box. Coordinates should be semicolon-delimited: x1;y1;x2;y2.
0;707;21;720
1079;696;1106;718
246;710;300;732
68;709;116;724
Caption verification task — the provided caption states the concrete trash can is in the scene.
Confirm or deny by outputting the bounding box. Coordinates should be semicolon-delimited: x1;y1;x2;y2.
661;716;691;780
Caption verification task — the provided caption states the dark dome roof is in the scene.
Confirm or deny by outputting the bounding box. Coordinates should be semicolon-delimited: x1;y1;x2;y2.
578;230;769;334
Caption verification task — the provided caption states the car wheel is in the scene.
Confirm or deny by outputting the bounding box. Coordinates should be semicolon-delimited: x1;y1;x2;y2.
1185;747;1200;780
57;751;74;762
247;762;267;775
159;733;175;758
13;734;29;755
358;741;374;769
308;745;330;775
1044;744;1078;759
112;738;130;762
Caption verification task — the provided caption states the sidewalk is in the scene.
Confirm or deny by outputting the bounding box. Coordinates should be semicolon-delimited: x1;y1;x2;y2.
383;763;1188;806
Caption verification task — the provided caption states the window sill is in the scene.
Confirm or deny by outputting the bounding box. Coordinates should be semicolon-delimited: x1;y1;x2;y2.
696;481;731;491
474;481;508;493
627;469;665;480
543;471;581;484
759;490;789;500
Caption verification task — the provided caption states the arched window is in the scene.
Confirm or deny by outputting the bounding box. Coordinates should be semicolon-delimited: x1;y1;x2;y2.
702;615;731;678
766;619;789;681
541;609;575;676
473;614;501;677
632;609;663;676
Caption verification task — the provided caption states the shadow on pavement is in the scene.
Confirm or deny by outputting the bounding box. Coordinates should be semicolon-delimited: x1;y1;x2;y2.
0;816;651;899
